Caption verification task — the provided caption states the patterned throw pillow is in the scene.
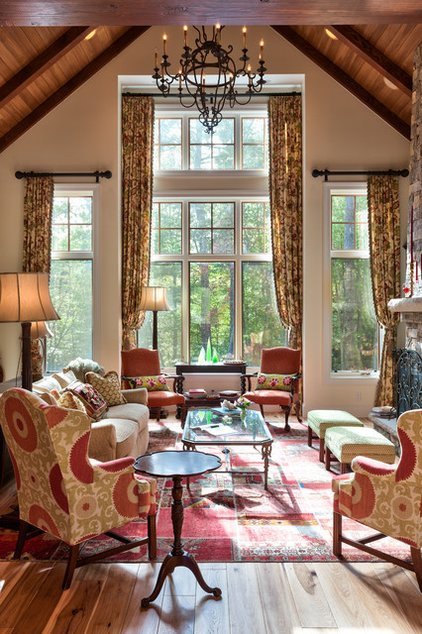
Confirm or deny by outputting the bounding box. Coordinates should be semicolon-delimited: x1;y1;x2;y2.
255;373;295;391
66;382;107;420
85;371;127;407
57;391;88;413
124;375;169;392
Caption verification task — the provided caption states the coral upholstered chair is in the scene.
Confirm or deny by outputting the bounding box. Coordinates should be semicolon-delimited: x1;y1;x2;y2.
0;388;157;590
121;348;185;422
332;408;422;591
243;347;302;432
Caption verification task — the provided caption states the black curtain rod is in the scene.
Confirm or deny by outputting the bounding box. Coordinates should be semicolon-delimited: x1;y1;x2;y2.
15;170;112;183
312;168;409;181
122;91;301;98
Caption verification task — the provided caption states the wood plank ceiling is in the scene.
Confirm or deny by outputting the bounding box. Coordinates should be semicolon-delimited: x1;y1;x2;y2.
0;2;421;152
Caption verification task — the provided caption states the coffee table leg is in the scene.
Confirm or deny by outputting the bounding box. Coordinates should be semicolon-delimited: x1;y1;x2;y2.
142;475;222;608
261;442;273;490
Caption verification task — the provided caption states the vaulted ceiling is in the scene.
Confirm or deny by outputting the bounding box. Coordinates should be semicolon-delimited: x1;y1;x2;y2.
0;1;421;152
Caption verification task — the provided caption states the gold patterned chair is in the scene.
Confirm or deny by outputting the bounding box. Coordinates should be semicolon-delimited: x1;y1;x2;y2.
0;388;157;590
332;408;422;591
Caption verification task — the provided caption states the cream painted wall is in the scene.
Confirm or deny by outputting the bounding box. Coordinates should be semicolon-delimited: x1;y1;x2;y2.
0;26;410;415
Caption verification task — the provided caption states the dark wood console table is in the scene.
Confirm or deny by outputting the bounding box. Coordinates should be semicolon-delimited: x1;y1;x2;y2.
175;362;247;394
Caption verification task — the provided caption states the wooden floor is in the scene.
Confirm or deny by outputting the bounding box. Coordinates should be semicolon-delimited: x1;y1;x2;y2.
0;558;420;633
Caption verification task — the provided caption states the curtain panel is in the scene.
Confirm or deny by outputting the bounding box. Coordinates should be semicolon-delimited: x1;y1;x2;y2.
22;175;54;380
121;96;154;351
367;175;401;406
268;95;303;351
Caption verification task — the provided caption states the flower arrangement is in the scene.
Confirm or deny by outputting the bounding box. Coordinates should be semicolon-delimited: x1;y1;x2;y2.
235;396;251;411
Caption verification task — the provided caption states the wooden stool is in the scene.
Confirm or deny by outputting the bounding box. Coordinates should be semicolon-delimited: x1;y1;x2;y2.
307;410;364;462
325;426;396;473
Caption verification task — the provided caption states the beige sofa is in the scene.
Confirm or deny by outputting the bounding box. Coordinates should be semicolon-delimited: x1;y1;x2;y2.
32;374;150;462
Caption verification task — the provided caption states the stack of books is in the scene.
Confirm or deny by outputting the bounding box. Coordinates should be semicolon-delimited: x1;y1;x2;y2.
370;406;396;418
188;388;207;399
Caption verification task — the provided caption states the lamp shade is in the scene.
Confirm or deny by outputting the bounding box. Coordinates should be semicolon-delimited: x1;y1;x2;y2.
31;321;53;339
139;286;170;312
0;272;60;323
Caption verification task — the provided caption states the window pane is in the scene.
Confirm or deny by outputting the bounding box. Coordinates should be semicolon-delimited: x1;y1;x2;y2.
243;229;269;254
69;197;92;223
331;258;378;372
242;118;265;143
212;119;234;144
190;203;211;228
190;262;234;361
190;144;212;169
160;145;181;170
160;118;181;144
242;262;286;366
160;229;182;254
47;260;92;372
331;195;355;222
332;223;355;250
52;198;68;223
160;203;182;228
52;225;68;251
242;202;270;253
138;262;182;366
242;145;265;169
189;119;208;144
190;229;211;254
70;225;92;251
152;203;159;228
356;223;369;250
213;144;234;169
213;203;234;228
213;229;234;254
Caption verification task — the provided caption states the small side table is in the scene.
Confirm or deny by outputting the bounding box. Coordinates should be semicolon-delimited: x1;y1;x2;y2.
134;449;222;608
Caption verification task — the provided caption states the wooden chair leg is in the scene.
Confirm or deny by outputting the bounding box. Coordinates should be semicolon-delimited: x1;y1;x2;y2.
411;547;422;592
283;406;291;431
307;425;313;448
147;514;157;560
333;511;343;558
13;520;30;560
319;438;325;462
62;544;80;590
325;447;331;471
340;462;350;474
294;401;302;423
259;404;265;418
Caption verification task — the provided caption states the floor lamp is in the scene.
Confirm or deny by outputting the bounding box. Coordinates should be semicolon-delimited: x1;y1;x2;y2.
0;272;59;391
0;273;59;530
139;286;170;350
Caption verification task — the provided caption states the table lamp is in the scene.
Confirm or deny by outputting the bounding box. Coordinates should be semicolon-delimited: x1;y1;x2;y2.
0;272;59;391
139;286;170;350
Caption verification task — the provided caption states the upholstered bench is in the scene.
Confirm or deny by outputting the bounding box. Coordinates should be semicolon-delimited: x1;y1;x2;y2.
307;409;364;462
325;426;396;473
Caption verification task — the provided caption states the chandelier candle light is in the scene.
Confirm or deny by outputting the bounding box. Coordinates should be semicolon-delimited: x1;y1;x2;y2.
153;25;267;133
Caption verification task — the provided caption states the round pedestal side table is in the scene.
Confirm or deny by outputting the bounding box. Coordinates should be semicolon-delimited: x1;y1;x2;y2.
134;449;222;608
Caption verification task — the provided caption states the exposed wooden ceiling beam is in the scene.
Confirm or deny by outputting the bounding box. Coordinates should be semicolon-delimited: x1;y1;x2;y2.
0;1;422;26
271;26;410;140
328;25;412;95
0;26;149;154
0;27;94;109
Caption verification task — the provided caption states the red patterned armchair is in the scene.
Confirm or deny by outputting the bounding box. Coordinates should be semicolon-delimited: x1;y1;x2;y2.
0;388;157;590
332;408;422;591
121;348;185;422
243;346;302;432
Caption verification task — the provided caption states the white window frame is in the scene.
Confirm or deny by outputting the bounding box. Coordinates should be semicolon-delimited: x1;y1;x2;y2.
48;184;100;369
323;182;380;382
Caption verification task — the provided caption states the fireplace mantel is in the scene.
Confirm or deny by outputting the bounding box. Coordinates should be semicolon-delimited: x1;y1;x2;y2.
388;297;422;313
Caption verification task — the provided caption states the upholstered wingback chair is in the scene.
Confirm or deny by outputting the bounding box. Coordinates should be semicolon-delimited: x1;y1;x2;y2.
121;348;185;422
332;408;422;591
243;346;302;432
0;388;157;589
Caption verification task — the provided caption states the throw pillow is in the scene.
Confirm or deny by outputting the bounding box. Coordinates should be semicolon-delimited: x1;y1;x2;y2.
51;370;78;388
57;390;88;413
255;373;295;391
123;375;169;392
66;381;107;420
85;371;127;406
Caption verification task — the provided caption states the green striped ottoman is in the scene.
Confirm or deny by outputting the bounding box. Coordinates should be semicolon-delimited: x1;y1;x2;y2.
307;410;364;462
325;426;396;473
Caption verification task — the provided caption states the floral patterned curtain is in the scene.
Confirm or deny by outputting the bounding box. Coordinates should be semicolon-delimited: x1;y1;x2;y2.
268;95;303;350
22;176;54;380
367;175;401;406
121;96;154;350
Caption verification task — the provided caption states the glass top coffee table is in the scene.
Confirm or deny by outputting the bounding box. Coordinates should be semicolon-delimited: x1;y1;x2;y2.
182;408;273;490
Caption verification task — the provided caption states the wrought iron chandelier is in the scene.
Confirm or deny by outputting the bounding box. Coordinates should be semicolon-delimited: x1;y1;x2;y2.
152;25;267;133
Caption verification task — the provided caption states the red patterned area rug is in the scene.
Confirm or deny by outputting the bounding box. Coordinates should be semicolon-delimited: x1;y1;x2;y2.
0;418;409;564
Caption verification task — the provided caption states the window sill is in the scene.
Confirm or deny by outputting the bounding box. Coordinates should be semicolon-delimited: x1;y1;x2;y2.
329;372;379;382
